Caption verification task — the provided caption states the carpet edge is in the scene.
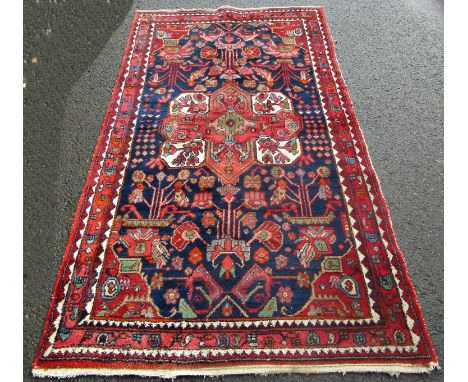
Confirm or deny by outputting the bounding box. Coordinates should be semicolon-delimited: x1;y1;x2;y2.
32;362;440;379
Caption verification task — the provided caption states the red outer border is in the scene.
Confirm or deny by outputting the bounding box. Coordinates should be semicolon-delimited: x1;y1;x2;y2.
32;6;438;375
316;7;438;365
31;10;144;370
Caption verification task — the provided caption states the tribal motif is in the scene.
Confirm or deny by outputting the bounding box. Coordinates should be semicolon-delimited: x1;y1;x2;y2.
33;7;438;378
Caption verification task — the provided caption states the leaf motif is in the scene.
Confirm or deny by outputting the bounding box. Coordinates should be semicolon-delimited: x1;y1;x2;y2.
178;298;197;319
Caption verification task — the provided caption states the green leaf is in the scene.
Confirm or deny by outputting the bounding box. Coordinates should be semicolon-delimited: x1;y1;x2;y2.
179;298;197;319
258;297;278;317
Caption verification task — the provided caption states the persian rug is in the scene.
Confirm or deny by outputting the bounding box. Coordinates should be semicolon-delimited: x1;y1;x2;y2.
33;6;438;378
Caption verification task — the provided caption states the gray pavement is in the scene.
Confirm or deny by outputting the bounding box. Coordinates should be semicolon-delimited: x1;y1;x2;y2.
23;0;444;380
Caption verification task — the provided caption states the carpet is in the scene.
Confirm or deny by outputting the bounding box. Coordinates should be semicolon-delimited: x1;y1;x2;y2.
32;6;438;378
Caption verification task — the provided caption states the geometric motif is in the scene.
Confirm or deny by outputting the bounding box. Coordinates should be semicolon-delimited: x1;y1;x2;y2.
160;82;302;182
33;6;438;378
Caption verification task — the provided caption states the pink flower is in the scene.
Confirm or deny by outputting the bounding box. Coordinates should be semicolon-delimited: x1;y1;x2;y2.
275;255;288;269
163;288;180;305
171;256;183;271
282;222;291;231
276;286;293;304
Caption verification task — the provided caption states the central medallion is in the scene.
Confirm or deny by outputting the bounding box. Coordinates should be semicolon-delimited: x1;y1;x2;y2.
160;82;303;183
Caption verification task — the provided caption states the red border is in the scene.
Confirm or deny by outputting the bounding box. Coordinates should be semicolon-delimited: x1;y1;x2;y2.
316;7;438;365
31;11;144;370
32;6;438;374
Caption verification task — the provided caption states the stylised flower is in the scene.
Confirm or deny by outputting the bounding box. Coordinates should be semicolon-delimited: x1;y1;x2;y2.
171;256;183;271
243;191;267;209
149;239;171;268
244;175;261;190
257;137;279;154
162;143;176;156
316;166;331;178
247;333;258;346
393;330;406;345
171;221;201;251
240;212;257;229
276;286;293;304
270;184;286;205
174;184;190;207
221;304;233;318
306;331;320;345
188;247;203;265
148;333;161;348
287;232;297;241
353;332;366;346
263;42;299;58
318;178;332;200
218;184;240;196
201;211;217;228
192;192;213;209
149;272;164;289
155;87;167;94
178;169;190;180
201;46;218;59
296;168;305;177
238;67;254;76
252;221;283;252
243;79;256;88
199;175;215;190
163;288;180;305
271;167;285;179
297;271;311;287
132;170;146;183
275;254;288;269
351;300;361;311
182;94;208;113
253;247;270;264
129;186;144;204
205;79;218;88
208;65;223;76
242;45;261;58
160;43;195;60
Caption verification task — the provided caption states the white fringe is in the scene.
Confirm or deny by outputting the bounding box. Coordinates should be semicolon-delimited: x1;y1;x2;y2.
32;362;440;378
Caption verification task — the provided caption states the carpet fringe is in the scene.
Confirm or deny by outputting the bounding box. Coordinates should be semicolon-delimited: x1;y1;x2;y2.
32;362;440;379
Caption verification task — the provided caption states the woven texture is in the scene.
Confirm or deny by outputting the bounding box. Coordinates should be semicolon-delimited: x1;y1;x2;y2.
33;6;437;377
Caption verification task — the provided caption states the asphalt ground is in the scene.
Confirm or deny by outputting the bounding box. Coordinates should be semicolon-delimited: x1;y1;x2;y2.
24;1;443;380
